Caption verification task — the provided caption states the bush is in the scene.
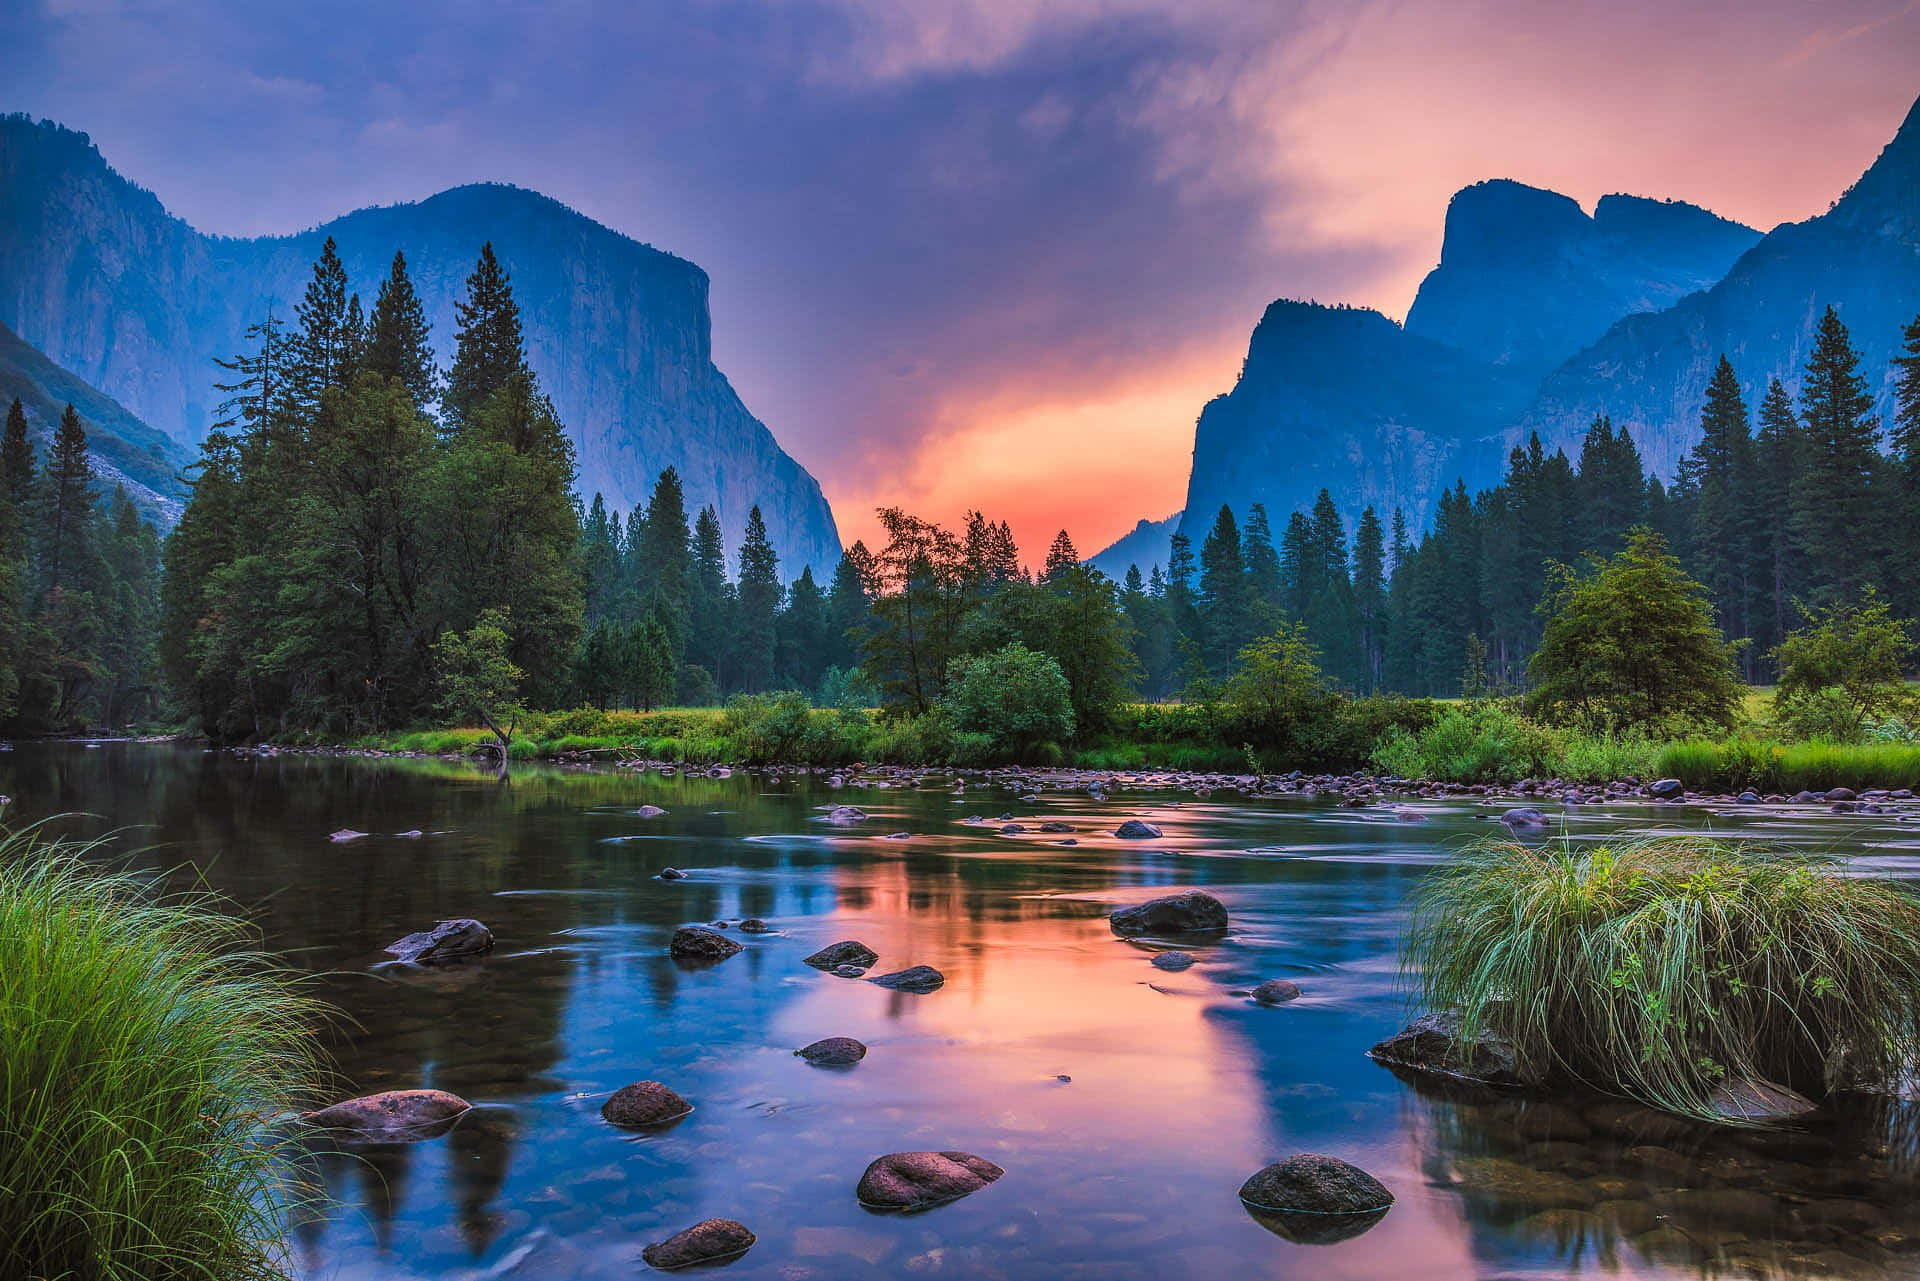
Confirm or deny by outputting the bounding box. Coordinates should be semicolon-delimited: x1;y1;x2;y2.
943;643;1075;760
1370;702;1558;782
1775;589;1918;743
718;691;815;763
1408;836;1920;1120
0;828;322;1276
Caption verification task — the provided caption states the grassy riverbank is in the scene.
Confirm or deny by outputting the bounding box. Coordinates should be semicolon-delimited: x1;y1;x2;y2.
313;692;1920;792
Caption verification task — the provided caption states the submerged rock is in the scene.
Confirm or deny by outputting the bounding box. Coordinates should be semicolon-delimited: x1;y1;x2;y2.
826;806;869;826
832;963;871;978
1108;890;1229;938
1115;819;1163;839
796;1036;868;1066
738;918;771;933
857;1151;1004;1211
329;829;369;843
1239;1154;1393;1215
641;1218;755;1269
1500;807;1548;833
636;805;669;818
1706;1076;1817;1124
670;925;743;961
1039;821;1075;833
658;867;688;880
385;918;494;964
1150;951;1196;972
1251;978;1303;1005
303;1088;471;1140
868;965;945;993
1368;1011;1527;1086
602;1080;693;1128
804;940;878;970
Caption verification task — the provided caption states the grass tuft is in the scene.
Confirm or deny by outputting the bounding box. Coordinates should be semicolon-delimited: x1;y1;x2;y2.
1407;836;1920;1120
0;824;324;1278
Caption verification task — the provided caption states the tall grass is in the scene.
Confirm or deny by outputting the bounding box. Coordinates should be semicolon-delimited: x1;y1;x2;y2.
0;825;323;1278
1653;738;1920;792
1408;836;1920;1121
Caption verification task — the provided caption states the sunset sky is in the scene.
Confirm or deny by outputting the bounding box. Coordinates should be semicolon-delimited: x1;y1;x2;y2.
7;0;1920;554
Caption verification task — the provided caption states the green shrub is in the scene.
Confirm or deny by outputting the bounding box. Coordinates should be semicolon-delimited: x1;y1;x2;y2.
719;691;816;763
1554;730;1659;783
1408;836;1920;1120
1371;702;1557;782
942;643;1075;760
1774;589;1918;743
0;827;323;1276
866;709;958;764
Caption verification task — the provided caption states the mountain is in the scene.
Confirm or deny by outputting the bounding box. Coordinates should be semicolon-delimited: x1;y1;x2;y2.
1087;513;1178;579
0;319;188;524
1404;181;1760;376
1508;93;1920;479
1177;301;1535;542
0;115;842;574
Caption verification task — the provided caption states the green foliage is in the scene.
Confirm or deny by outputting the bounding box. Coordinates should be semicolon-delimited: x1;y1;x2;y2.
1528;528;1744;733
1774;588;1917;741
1408;836;1920;1119
942;642;1075;761
433;606;524;747
718;690;815;763
1371;701;1556;783
0;827;322;1276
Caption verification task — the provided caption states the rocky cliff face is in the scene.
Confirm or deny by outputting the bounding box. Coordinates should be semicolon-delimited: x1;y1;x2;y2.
0;319;188;524
1405;180;1759;375
1087;513;1177;579
1508;94;1920;480
0;116;842;574
1178;302;1535;541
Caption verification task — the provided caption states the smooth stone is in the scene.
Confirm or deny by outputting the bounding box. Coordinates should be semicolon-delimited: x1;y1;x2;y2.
1500;807;1548;832
329;828;369;842
1114;820;1163;839
658;867;688;880
884;831;911;840
739;918;771;933
857;1151;1004;1211
636;805;669;818
385;918;494;964
805;940;879;970
1706;1076;1817;1123
1238;1154;1393;1215
1149;951;1195;972
868;965;945;993
1649;778;1686;799
601;1080;693;1128
796;1036;868;1066
641;1218;756;1269
826;806;869;826
1368;1011;1527;1086
1827;786;1859;801
1107;890;1229;938
303;1088;472;1140
832;964;870;978
1449;1157;1596;1213
998;823;1026;835
1039;821;1075;833
1251;978;1303;1005
669;925;743;961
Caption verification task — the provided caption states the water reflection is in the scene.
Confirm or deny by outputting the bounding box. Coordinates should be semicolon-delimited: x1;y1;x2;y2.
5;743;1920;1279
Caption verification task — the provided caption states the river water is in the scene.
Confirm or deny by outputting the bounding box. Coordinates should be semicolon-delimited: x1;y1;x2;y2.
6;741;1920;1280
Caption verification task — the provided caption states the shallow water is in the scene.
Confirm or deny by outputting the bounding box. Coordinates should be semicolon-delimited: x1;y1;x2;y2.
7;741;1920;1280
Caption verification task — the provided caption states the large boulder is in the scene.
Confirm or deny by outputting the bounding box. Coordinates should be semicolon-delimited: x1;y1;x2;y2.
1649;778;1686;800
302;1088;471;1141
1368;1011;1528;1086
641;1218;756;1270
1114;819;1163;839
385;918;493;964
602;1080;693;1128
1238;1154;1394;1214
868;965;945;993
804;940;878;969
856;1151;1005;1211
670;925;743;961
1108;890;1229;938
796;1036;868;1066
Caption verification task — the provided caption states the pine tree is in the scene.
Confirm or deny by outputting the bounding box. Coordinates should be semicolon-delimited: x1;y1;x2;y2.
2;398;32;511
36;405;96;597
1687;355;1758;665
1243;503;1282;614
1793;306;1881;603
364;250;439;408
734;506;781;693
444;243;527;431
1890;311;1920;475
825;543;874;672
1198;507;1256;675
1753;378;1802;661
1352;506;1387;692
1575;416;1647;552
686;503;726;679
288;237;359;413
580;494;621;624
1042;530;1079;582
777;565;829;691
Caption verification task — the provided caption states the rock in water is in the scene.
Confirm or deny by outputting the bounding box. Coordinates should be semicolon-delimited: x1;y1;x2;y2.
1649;778;1686;799
329;829;368;843
658;867;688;880
804;940;878;969
856;1151;1005;1211
601;1080;694;1127
832;964;870;978
826;806;868;826
670;925;743;961
302;1089;472;1141
1252;979;1303;1005
636;804;669;818
1500;807;1548;832
641;1218;756;1269
1150;951;1196;972
1707;1077;1817;1124
1108;890;1229;938
739;918;770;933
868;965;945;993
1239;1154;1394;1214
385;918;494;964
1368;1011;1527;1086
1114;819;1163;839
796;1036;868;1066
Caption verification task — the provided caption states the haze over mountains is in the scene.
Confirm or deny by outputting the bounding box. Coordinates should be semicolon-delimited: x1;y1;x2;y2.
0;115;841;573
1118;92;1920;574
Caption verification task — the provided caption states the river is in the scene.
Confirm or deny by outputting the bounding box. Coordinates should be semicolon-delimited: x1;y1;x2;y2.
5;741;1920;1280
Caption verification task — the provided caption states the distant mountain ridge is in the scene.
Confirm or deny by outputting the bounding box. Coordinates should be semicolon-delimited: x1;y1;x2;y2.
0;115;842;574
1087;513;1177;578
1161;92;1920;557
